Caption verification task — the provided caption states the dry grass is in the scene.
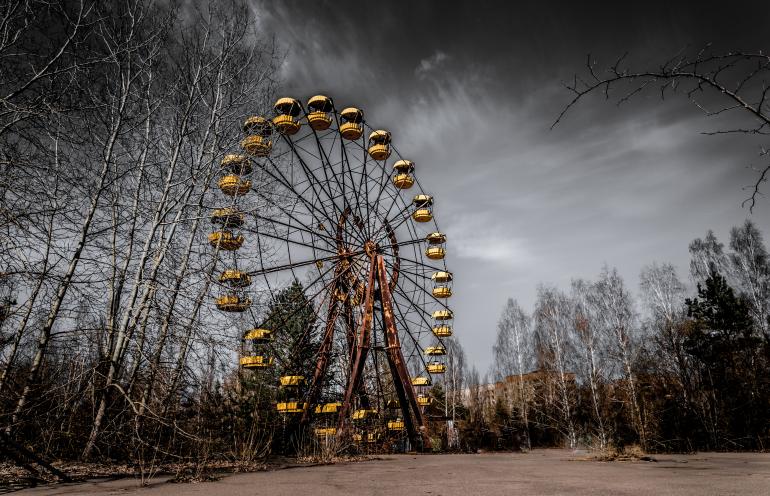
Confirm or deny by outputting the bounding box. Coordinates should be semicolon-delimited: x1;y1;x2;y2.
591;444;657;462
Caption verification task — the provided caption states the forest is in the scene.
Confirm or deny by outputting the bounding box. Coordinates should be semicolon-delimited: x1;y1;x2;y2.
472;220;770;453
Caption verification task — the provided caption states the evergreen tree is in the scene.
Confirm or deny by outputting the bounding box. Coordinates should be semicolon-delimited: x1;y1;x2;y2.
684;267;766;448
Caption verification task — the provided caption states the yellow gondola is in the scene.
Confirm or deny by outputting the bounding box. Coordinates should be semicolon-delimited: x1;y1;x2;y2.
208;231;244;251
221;154;253;175
243;116;273;136
392;159;415;189
417;394;433;406
339;107;364;140
432;325;453;337
431;270;453;298
279;375;305;387
426;232;446;245
352;408;377;420
412;194;433;222
215;294;251;312
219;269;251;287
241;116;273;157
211;207;245;228
432;309;453;320
307;95;333;131
240;355;273;369
424;346;446;356
387;419;405;431
427;362;447;374
244;328;272;341
411;376;431;387
426;246;446;260
273;97;302;135
367;130;391;161
314;402;342;414
315;427;337;436
276;401;307;414
218;174;252;196
241;135;272;157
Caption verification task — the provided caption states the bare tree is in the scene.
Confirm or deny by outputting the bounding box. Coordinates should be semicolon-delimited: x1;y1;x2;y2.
492;298;532;449
554;46;770;210
570;279;609;450
591;267;646;448
533;285;577;449
728;220;770;338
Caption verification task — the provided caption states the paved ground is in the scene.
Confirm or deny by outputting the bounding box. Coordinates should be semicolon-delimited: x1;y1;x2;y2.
14;450;770;496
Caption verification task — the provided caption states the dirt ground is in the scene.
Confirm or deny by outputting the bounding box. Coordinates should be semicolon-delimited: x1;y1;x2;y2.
12;450;770;496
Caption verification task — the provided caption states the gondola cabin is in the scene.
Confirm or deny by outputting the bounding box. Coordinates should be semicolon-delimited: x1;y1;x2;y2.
241;117;273;157
432;309;453;321
352;409;378;421
367;130;392;161
208;231;244;251
244;328;273;342
314;402;342;414
425;231;446;260
273;97;302;135
412;194;434;222
240;355;273;369
431;270;453;298
306;95;333;130
388;419;406;431
424;345;446;356
339;107;364;140
215;294;251;312
279;375;305;387
221;154;253;175
218;174;251;196
432;325;453;337
211;207;244;228
219;269;251;287
392;159;415;189
411;376;432;387
427;361;447;374
276;401;307;414
417;394;433;406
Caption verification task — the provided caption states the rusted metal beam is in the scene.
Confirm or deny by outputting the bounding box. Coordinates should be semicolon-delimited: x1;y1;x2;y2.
376;255;430;451
337;255;377;429
301;296;339;424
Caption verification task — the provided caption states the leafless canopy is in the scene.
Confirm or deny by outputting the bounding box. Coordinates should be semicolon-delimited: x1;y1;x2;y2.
553;45;770;211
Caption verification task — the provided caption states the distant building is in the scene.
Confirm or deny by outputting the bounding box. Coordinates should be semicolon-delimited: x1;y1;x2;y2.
463;369;576;412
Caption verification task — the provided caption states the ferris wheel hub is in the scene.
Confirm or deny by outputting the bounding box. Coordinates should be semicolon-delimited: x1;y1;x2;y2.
363;240;378;257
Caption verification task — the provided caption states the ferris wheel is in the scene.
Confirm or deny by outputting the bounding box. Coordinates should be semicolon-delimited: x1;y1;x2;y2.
208;95;454;449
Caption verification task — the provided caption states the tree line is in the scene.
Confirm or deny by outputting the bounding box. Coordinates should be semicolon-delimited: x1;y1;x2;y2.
469;220;769;452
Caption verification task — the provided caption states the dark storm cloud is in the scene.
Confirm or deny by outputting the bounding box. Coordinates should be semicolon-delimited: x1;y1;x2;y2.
251;0;770;370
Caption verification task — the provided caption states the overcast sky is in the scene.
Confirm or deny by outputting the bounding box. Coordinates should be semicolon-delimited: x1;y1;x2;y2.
250;0;770;372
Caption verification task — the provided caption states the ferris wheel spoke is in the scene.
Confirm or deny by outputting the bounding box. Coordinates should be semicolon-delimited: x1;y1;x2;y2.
307;124;349;213
252;212;338;248
247;251;361;277
280;134;347;221
388;255;444;274
251;157;341;242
